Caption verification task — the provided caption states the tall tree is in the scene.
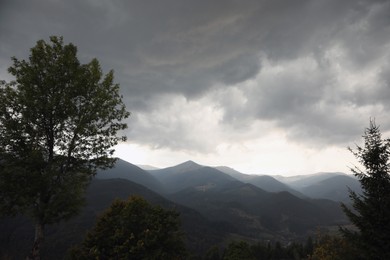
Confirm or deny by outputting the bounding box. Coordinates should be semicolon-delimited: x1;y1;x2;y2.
0;36;129;259
71;196;187;259
341;120;390;259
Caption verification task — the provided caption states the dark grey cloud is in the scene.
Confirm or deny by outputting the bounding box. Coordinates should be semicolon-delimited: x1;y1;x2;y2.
1;0;390;152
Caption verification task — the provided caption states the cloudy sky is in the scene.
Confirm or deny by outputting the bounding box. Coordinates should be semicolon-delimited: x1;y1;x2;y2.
1;0;390;175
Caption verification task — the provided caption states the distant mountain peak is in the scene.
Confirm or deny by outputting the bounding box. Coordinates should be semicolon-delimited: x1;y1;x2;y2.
173;160;203;171
149;160;204;178
180;160;201;166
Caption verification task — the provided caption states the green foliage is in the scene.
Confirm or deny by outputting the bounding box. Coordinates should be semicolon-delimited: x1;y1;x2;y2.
311;234;357;260
220;239;315;260
204;245;221;260
71;196;187;259
341;120;390;259
0;36;129;258
223;241;256;260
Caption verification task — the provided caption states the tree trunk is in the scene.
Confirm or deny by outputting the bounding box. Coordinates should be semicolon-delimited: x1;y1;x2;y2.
26;223;44;260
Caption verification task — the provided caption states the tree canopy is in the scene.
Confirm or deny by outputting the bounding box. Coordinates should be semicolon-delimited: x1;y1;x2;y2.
0;36;129;259
341;120;390;259
71;196;187;259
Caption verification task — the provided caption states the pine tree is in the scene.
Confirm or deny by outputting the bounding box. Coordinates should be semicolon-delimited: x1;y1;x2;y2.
341;120;390;259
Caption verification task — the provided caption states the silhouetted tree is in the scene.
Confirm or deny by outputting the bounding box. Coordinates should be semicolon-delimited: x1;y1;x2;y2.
0;36;129;259
341;120;390;259
71;196;187;259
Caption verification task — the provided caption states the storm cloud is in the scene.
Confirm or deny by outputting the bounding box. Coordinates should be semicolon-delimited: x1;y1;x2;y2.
1;0;390;173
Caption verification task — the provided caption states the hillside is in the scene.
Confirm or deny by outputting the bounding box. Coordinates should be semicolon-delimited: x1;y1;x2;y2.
0;178;226;259
95;158;163;193
275;172;347;189
150;161;235;193
0;160;356;259
149;160;204;178
300;175;362;202
216;166;303;197
169;180;348;241
99;161;346;237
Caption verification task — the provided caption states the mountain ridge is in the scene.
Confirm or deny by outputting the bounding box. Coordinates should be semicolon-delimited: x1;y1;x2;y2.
95;158;164;193
0;159;356;258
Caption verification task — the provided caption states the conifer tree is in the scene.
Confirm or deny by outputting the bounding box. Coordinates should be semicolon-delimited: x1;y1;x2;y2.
341;120;390;259
0;36;129;259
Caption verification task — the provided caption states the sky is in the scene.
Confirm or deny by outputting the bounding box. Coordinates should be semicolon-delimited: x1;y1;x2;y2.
1;0;390;175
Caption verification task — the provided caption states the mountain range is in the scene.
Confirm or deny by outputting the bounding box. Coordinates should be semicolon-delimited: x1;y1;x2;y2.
96;159;359;240
0;159;361;258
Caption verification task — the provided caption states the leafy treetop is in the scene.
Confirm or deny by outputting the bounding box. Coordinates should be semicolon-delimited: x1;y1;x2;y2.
0;36;129;259
71;196;187;260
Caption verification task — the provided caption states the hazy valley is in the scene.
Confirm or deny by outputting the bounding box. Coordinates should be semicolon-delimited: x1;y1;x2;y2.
0;159;361;258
